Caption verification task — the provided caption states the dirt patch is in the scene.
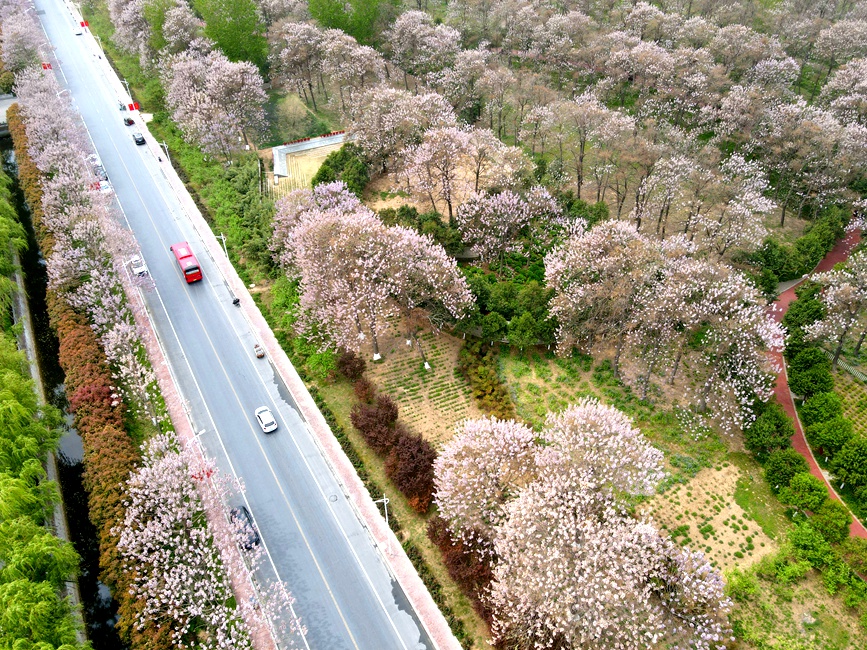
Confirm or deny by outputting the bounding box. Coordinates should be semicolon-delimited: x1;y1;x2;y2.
365;174;432;214
640;465;777;572
364;318;482;447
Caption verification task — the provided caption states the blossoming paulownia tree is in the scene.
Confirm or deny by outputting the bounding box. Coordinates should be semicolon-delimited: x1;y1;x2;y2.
435;398;731;649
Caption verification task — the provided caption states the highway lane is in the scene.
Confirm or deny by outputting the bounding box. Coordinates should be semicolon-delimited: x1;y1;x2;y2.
34;1;434;648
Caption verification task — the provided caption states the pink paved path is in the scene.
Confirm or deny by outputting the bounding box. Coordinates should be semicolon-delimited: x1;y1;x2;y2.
769;228;865;539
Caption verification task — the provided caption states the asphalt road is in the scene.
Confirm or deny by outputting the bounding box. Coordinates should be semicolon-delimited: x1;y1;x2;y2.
34;2;434;648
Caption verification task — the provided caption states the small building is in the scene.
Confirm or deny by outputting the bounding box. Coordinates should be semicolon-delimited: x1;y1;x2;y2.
266;131;350;199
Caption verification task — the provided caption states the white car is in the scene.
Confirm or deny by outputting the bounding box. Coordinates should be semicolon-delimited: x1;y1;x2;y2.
254;406;278;433
129;255;148;277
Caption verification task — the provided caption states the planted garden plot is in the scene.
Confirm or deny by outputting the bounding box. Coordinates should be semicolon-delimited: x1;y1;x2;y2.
834;371;867;436
640;465;776;572
364;319;479;445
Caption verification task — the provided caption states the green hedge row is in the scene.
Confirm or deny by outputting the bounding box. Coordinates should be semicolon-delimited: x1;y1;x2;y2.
749;206;848;285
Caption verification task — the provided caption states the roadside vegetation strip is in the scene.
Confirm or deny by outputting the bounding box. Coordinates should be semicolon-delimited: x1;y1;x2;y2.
771;228;867;535
4;40;287;650
0;167;86;648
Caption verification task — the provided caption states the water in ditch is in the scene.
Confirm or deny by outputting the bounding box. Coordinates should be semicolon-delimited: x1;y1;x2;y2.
2;145;126;650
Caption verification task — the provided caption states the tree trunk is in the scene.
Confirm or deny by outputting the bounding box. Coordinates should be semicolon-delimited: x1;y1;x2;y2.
370;327;381;361
698;381;711;413
668;345;684;385
832;327;850;370
640;358;656;401
612;332;626;379
427;189;437;214
853;329;866;356
413;332;430;369
779;186;795;227
576;140;586;199
306;80;317;111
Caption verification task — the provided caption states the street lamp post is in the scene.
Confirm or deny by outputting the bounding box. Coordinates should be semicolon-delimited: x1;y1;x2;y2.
160;141;170;165
374;497;390;528
217;233;229;259
121;78;131;101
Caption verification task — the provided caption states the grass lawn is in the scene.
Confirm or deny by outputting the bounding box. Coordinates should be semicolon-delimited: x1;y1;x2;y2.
262;91;342;147
729;451;792;542
731;569;867;650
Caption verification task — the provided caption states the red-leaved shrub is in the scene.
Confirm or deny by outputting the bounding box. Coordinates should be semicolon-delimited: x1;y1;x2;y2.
385;430;435;513
427;516;493;622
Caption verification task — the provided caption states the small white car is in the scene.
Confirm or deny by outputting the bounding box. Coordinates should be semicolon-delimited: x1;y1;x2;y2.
254;406;278;433
129;255;148;276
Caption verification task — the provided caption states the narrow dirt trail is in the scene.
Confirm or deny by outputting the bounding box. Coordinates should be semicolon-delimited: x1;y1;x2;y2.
769;228;865;538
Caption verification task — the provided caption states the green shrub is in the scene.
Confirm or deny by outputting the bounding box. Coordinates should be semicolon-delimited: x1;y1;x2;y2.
555;191;610;228
776;558;813;584
725;567;759;601
380;205;464;256
311;143;370;197
805;417;854;456
461;267;493;312
811;499;852;544
831;437;867;490
822;556;853;595
752;237;802;282
754;207;846;281
481;312;508;341
839;537;867;575
764;448;810;493
508;312;539;349
790;523;834;568
800;392;843;428
778;472;828;513
788;348;834;397
782;284;825;361
743;402;794;460
304;349;337;382
0;71;13;94
488;282;517;320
